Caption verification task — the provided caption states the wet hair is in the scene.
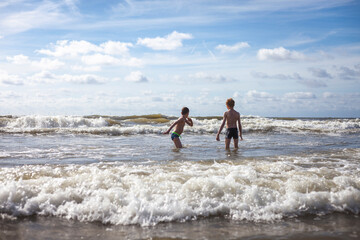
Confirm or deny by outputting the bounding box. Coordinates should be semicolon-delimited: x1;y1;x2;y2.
181;107;189;115
226;98;235;108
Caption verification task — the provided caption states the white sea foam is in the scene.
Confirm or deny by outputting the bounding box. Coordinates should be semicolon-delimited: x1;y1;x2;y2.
6;115;109;129
0;115;359;135
1;149;359;226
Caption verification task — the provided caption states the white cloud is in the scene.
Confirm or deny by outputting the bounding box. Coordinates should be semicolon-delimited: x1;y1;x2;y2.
284;92;316;99
28;71;56;84
123;57;143;67
6;54;29;64
125;71;148;83
152;96;164;102
0;90;22;99
100;41;133;55
38;40;101;57
308;67;332;79
33;58;65;70
257;47;305;61
233;91;240;98
215;42;250;53
117;97;142;103
61;74;106;84
191;72;235;83
142;90;153;96
28;71;106;84
81;54;142;67
0;69;23;85
252;71;327;88
0;1;72;36
252;71;303;80
64;0;79;13
281;31;337;47
71;65;102;72
38;40;134;57
7;54;64;70
150;94;175;102
204;1;353;14
246;90;274;99
137;31;193;50
81;54;120;65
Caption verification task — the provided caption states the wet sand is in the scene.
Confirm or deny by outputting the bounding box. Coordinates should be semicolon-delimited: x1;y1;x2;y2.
1;214;359;240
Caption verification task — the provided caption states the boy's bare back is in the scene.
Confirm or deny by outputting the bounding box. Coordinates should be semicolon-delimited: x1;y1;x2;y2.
216;98;243;149
225;109;240;128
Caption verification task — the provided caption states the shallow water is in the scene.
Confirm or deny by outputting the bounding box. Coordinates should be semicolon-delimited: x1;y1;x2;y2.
1;131;359;165
0;115;359;239
1;214;360;240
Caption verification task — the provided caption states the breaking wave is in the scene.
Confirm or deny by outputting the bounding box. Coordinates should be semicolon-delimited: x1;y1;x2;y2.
0;115;359;135
0;149;359;226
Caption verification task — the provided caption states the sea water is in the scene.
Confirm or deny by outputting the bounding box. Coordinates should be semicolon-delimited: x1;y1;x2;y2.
0;115;359;238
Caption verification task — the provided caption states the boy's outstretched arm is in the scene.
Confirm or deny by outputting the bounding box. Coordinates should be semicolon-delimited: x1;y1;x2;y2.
216;113;227;141
185;117;193;126
238;115;243;140
163;119;179;134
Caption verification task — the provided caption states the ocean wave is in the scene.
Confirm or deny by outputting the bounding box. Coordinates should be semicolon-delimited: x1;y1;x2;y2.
0;149;359;226
2;115;109;128
0;115;359;135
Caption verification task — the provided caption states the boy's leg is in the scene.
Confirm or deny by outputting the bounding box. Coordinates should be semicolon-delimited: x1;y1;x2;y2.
225;138;231;150
173;138;182;148
234;138;239;148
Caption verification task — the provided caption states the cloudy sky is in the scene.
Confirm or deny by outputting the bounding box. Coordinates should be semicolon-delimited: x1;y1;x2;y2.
0;0;359;117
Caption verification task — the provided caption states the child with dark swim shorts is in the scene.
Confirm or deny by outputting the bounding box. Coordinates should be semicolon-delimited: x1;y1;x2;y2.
216;98;243;149
163;107;193;148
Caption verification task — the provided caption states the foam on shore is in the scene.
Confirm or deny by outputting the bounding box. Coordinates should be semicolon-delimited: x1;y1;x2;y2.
1;149;359;226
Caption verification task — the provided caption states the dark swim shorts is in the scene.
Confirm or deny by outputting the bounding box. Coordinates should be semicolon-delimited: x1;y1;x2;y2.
225;128;238;139
171;132;181;140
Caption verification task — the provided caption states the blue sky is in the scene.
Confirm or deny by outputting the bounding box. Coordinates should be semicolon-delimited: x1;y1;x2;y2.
0;0;359;117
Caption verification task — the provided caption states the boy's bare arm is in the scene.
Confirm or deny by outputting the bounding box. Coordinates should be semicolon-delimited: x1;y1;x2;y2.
185;117;193;126
216;113;227;141
238;114;243;140
163;119;180;134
